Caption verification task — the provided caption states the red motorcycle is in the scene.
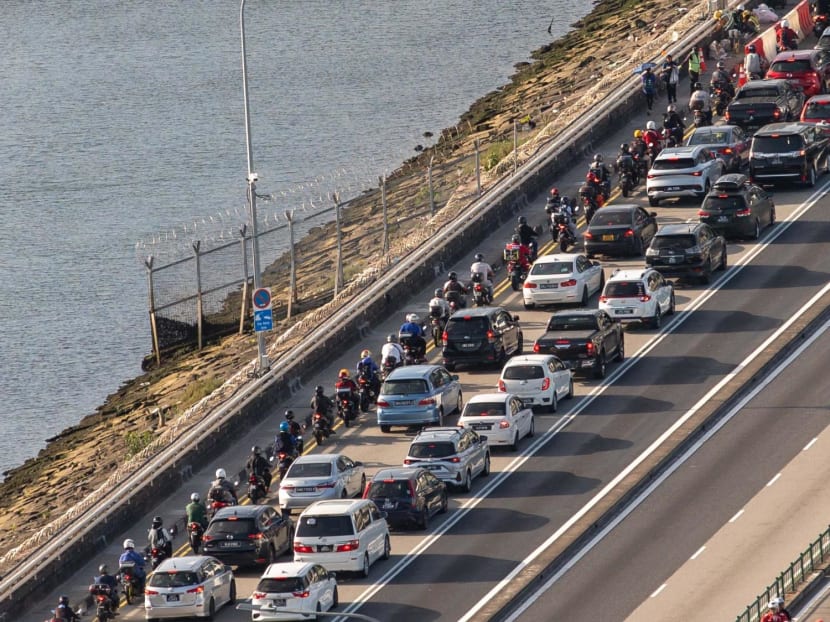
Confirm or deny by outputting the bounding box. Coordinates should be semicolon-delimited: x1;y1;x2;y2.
86;583;117;621
336;388;357;427
277;450;295;480
187;522;204;554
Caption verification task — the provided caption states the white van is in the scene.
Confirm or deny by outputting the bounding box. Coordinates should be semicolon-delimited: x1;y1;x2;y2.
293;499;390;577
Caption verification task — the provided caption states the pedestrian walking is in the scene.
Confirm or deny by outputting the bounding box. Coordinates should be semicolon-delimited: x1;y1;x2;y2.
687;47;702;93
661;54;679;104
641;66;657;114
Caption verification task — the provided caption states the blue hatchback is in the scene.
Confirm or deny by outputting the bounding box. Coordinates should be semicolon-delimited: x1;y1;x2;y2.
376;365;463;433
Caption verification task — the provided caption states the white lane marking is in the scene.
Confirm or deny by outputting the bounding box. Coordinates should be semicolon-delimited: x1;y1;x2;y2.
342;184;830;619
766;473;782;487
650;583;667;598
499;315;830;622
729;509;745;523
690;545;706;560
804;437;818;451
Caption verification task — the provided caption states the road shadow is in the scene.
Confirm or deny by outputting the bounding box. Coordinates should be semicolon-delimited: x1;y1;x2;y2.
608;354;735;387
480;467;601;500
446;506;551;532
377;553;518;585
722;263;829;287
352;603;442;622
567;394;676;416
669;309;779;333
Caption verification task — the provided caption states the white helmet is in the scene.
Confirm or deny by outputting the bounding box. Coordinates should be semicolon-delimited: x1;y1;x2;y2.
768;597;784;609
781;18;789;27
190;492;200;502
123;539;135;549
406;313;419;323
215;468;226;479
646;120;657;130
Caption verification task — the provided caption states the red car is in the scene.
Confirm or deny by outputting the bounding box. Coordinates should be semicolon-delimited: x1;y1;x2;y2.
766;50;830;98
801;94;830;135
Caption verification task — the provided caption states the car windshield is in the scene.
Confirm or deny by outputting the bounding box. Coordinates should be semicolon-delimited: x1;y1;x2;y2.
530;261;574;275
603;281;644;297
804;101;830;117
688;130;729;145
702;195;746;210
737;86;779;98
295;515;354;537
502;365;545;380
652;157;696;170
753;134;805;151
256;577;306;594
461;402;506;417
286;462;332;478
546;315;597;330
446;316;489;337
205;518;255;537
651;235;696;250
589;211;631;226
770;59;812;72
367;480;411;498
409;441;456;458
148;571;200;588
381;379;428;395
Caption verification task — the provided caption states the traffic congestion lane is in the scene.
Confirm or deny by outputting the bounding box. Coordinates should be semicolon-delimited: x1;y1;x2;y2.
510;318;830;622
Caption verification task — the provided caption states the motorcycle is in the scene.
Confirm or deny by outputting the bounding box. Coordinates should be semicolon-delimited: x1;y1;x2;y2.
208;499;231;520
86;583;117;622
147;545;168;570
428;307;447;347
632;150;649;181
618;167;635;198
356;368;377;412
504;248;528;291
445;289;466;312
381;356;398;381
400;332;427;365
276;450;295;480
311;412;332;445
247;473;268;503
117;562;141;604
336;388;357;427
554;215;576;252
187;521;204;554
814;12;828;37
470;272;492;306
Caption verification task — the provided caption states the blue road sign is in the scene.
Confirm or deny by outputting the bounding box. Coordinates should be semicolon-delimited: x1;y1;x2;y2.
254;308;273;332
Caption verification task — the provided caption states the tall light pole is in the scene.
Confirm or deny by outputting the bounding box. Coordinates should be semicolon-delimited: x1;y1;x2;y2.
240;0;269;373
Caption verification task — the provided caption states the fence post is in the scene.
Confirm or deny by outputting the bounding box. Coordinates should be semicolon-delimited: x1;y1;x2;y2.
513;119;518;175
286;209;296;319
428;155;435;216
475;139;481;197
145;255;161;367
380;174;389;255
239;224;249;335
193;240;203;350
333;193;344;297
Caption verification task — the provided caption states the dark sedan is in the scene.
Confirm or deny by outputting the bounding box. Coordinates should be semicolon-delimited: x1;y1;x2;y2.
686;125;750;173
583;205;658;258
363;467;447;530
201;505;293;567
698;174;775;239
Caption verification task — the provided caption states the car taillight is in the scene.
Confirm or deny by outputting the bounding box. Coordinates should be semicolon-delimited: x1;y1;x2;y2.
690;170;702;176
145;589;159;596
523;282;538;288
586;341;595;355
294;543;313;553
532;343;541;353
186;586;204;594
773;107;781;119
486;330;496;342
498;379;506;392
499;419;511;429
647;173;656;179
376;399;389;407
449;456;461;463
639;294;652;302
202;535;213;542
253;592;266;599
293;590;311;598
583;231;594;239
403;458;414;465
317;481;336;489
418;397;435;405
725;110;731;120
721;147;733;155
623;229;635;237
735;207;752;217
442;331;448;344
698;210;710;217
541;377;550;391
336;540;360;552
599;295;608;302
248;533;264;540
279;484;294;490
560;279;577;287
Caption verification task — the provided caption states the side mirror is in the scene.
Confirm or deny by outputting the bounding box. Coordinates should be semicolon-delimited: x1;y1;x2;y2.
512;314;520;321
169;524;178;538
329;571;337;580
478;435;488;442
381;511;389;519
354;461;364;467
225;565;233;573
593;260;601;267
650;211;657;217
451;374;460;380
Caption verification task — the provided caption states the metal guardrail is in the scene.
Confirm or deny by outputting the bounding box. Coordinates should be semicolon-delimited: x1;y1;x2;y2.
736;526;830;622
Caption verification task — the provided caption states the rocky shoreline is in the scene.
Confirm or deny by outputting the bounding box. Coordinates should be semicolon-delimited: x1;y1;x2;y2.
0;0;703;569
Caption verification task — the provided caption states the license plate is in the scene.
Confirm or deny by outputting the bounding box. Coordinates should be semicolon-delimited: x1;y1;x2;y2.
668;256;682;264
718;216;729;222
383;500;396;509
395;400;415;406
272;599;286;607
667;186;681;191
540;283;558;289
166;594;180;602
614;309;634;315
460;343;477;349
318;544;333;552
602;234;614;241
471;423;491;430
424;464;441;470
296;487;316;493
772;157;781;164
522;397;534;403
221;541;241;547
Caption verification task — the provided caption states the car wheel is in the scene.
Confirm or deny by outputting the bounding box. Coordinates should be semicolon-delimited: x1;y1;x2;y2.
445;363;456;372
437;408;444;427
632;236;644;257
316;603;322;617
460;469;472;492
700;260;712;284
616;335;625;361
380;425;391;433
770;205;776;226
566;379;574;399
482;453;491;476
382;536;391;560
440;491;449;513
509;430;519;451
229;580;236;605
515;334;523;355
332;586;339;608
497;347;507;367
207;597;216;621
549;391;558;413
586;252;595;259
523;301;535;310
651;307;662;329
750;218;760;240
598;270;605;293
718;248;727;271
648;196;659;207
528;416;535;437
580;287;589;307
419;507;429;530
265;544;275;565
667;290;676;315
807;162;817;187
593;352;607;379
360;553;371;578
341;489;348;499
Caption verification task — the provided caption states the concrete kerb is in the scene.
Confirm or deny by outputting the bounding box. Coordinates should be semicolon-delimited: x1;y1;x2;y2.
482;291;830;621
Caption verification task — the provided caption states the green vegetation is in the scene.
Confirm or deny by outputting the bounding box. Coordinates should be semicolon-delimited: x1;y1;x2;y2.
180;375;223;408
124;430;155;456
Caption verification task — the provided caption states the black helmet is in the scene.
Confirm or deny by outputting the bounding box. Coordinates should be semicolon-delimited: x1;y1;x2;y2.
748;44;756;52
511;234;521;243
594;153;603;163
152;516;163;528
448;271;458;281
315;385;324;395
284;410;294;420
620;143;629;152
434;288;443;298
561;195;570;205
252;445;262;455
694;81;702;90
59;596;69;606
387;333;398;343
474;253;484;262
99;564;109;575
518;216;527;225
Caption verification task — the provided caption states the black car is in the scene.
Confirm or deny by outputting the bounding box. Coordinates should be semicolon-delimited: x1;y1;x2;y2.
699;174;775;239
645;223;727;284
686;125;750;173
441;306;522;371
583;205;658;258
749;122;830;186
362;467;448;530
201;505;293;567
725;79;805;133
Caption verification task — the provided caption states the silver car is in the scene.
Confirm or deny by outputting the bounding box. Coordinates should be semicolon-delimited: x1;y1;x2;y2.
646;145;725;206
143;555;235;620
278;454;366;514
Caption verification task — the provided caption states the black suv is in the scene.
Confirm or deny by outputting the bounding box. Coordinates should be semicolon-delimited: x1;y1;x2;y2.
441;306;522;371
699;174;776;239
362;467;448;530
201;505;293;567
750;122;829;186
645;223;727;284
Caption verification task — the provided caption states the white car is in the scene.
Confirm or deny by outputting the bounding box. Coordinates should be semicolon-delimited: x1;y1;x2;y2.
458;393;534;451
646;145;725;206
144;556;235;620
278;454;366;514
251;561;337;621
498;354;573;412
599;268;675;328
522;253;604;309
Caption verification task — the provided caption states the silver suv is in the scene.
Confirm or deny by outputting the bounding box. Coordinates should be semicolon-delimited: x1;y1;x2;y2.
403;427;491;492
646;145;725;206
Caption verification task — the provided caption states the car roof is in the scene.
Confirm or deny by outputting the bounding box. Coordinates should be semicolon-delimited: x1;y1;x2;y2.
384;364;445;381
504;354;562;365
771;49;817;61
371;467;420;481
411;427;465;441
534;253;584;263
591;204;639;213
607;268;652;281
299;499;368;515
261;561;317;578
467;392;511;403
753;122;812;135
654;146;704;158
712;173;749;191
742;78;789;88
213;505;267;519
806;94;830;104
550;308;599;317
449;306;502;318
155;556;215;572
291;454;341;465
656;223;702;235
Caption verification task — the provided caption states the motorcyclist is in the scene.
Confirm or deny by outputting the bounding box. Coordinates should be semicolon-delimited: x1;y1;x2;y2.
91;563;119;611
381;334;406;370
118;538;147;594
544;187;562;212
148;515;173;559
588;154;612;197
399;313;427;361
428;288;452;324
616;143;638;184
744;44;763;79
777;19;798;51
442;271;469;308
186;492;209;529
761;596;792;622
662;104;685;144
208;468;238;505
274;420;299;456
399;312;424;338
54;595;81;621
689;82;713;125
356;349;381;397
246;445;272;489
578;181;600;220
514;216;538;260
283;410;304;453
642;121;662;157
310;385;335;427
551;197;578;241
469;253;495;301
710;60;735;99
504;233;531;273
334;369;360;414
